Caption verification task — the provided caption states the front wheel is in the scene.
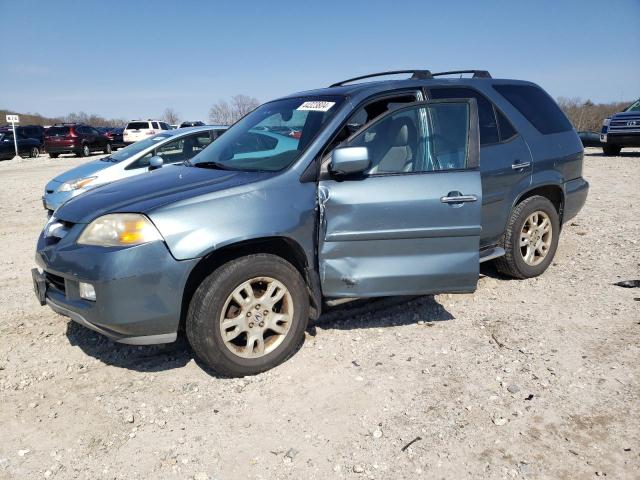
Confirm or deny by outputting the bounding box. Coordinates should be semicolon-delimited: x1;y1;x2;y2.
602;144;621;156
186;254;309;377
495;195;560;279
29;147;39;158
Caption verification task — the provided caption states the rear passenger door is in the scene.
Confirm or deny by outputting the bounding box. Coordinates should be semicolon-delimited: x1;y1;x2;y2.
318;99;482;297
428;87;533;248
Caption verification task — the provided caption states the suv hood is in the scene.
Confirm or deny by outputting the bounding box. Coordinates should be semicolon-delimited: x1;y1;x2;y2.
612;111;640;119
52;159;110;183
55;165;273;224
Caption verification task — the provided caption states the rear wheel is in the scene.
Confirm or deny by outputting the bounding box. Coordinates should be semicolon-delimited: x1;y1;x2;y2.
186;254;309;377
29;147;39;158
496;195;560;279
104;143;112;154
79;144;90;157
602;144;621;156
49;153;59;159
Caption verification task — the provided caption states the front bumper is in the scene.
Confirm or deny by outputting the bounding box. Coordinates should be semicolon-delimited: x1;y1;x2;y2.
600;133;640;147
34;230;198;345
563;177;589;223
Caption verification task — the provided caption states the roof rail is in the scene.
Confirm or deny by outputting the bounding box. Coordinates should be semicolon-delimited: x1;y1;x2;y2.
330;70;433;87
431;70;492;79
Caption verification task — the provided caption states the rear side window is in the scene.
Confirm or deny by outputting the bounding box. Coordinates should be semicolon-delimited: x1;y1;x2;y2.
496;109;517;141
428;87;499;145
152;122;160;129
127;122;150;130
493;84;572;134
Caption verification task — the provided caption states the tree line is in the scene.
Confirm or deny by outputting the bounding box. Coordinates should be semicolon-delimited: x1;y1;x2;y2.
4;96;634;132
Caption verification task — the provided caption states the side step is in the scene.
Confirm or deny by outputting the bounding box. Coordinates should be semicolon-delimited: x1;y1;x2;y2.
479;246;505;263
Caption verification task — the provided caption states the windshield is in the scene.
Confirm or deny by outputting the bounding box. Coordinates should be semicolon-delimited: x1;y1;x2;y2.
103;133;172;162
625;99;640;112
188;95;345;171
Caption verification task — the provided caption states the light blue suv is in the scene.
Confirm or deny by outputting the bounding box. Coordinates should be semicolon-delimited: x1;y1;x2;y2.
33;69;588;376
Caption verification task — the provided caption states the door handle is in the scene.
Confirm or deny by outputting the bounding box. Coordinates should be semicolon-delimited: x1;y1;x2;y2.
511;161;531;170
440;193;478;204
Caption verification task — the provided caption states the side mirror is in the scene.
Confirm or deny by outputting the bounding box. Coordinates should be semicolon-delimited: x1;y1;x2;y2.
329;146;370;175
149;156;164;171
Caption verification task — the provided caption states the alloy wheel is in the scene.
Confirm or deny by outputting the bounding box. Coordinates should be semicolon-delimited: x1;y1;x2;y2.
520;210;552;266
219;276;293;359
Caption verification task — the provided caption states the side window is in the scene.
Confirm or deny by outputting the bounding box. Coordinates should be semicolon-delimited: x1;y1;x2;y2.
493;84;573;134
495;109;517;141
152;122;160;129
326;92;421;153
428;87;499;145
344;102;470;175
160;122;170;130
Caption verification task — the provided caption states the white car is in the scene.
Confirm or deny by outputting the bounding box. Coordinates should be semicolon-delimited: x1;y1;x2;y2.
123;120;172;144
43;126;227;214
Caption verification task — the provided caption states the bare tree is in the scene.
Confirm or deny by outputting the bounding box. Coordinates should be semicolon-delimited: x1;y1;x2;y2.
208;94;260;125
162;107;180;125
557;97;631;132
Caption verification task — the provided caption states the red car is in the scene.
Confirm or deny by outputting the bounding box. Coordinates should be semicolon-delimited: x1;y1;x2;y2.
45;124;112;158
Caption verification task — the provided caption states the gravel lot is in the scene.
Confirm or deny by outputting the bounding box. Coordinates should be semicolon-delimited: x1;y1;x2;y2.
0;148;638;479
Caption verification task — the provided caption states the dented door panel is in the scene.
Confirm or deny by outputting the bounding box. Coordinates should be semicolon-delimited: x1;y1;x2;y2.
319;171;482;297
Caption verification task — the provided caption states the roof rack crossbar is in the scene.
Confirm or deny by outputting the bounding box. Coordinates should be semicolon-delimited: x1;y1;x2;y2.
330;69;433;87
431;70;492;79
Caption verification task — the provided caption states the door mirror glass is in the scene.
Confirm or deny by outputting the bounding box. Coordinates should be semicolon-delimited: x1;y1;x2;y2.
149;156;164;170
329;147;370;175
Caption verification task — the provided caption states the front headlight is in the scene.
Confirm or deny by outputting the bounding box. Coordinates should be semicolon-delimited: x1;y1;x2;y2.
58;176;97;192
603;117;611;127
77;213;163;247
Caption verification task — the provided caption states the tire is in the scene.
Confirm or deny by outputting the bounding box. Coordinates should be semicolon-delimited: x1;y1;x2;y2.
602;144;621;156
186;254;309;377
29;147;39;158
49;153;59;159
495;195;560;279
79;144;90;157
104;143;112;154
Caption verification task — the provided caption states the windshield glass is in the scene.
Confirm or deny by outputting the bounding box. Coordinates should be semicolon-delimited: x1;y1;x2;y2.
188;95;345;171
625;99;640;112
103;133;172;162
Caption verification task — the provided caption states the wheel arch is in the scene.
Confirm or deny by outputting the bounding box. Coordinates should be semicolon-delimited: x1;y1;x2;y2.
179;236;321;333
513;183;565;222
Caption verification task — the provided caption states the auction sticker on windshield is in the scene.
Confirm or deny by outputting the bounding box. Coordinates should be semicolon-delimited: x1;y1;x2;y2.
297;101;335;112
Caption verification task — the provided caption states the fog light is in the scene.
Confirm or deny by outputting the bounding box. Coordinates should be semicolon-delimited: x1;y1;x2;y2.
79;282;96;301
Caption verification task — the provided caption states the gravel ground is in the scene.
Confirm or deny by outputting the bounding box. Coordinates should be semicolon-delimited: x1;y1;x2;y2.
0;148;638;479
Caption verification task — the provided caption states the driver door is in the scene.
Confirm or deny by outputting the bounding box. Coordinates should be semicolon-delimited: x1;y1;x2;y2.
318;99;482;297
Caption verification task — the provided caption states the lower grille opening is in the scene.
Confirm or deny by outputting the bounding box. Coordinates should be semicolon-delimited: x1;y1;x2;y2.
45;272;66;293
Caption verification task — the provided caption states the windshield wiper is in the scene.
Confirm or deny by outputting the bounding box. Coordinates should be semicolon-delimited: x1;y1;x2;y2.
187;160;238;171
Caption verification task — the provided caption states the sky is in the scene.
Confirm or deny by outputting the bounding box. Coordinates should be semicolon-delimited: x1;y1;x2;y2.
1;0;639;122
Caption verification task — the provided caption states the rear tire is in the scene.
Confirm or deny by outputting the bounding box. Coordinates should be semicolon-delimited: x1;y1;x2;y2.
29;147;39;158
49;153;59;159
495;195;560;279
104;143;112;154
186;254;309;377
602;144;621;156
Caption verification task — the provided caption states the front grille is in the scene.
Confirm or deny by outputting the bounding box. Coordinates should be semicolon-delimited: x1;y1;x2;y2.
45;272;66;293
44;218;74;246
609;114;640;134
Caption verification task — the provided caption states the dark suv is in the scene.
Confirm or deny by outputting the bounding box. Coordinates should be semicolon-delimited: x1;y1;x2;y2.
600;98;640;155
45;124;111;158
0;125;46;148
34;69;588;376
